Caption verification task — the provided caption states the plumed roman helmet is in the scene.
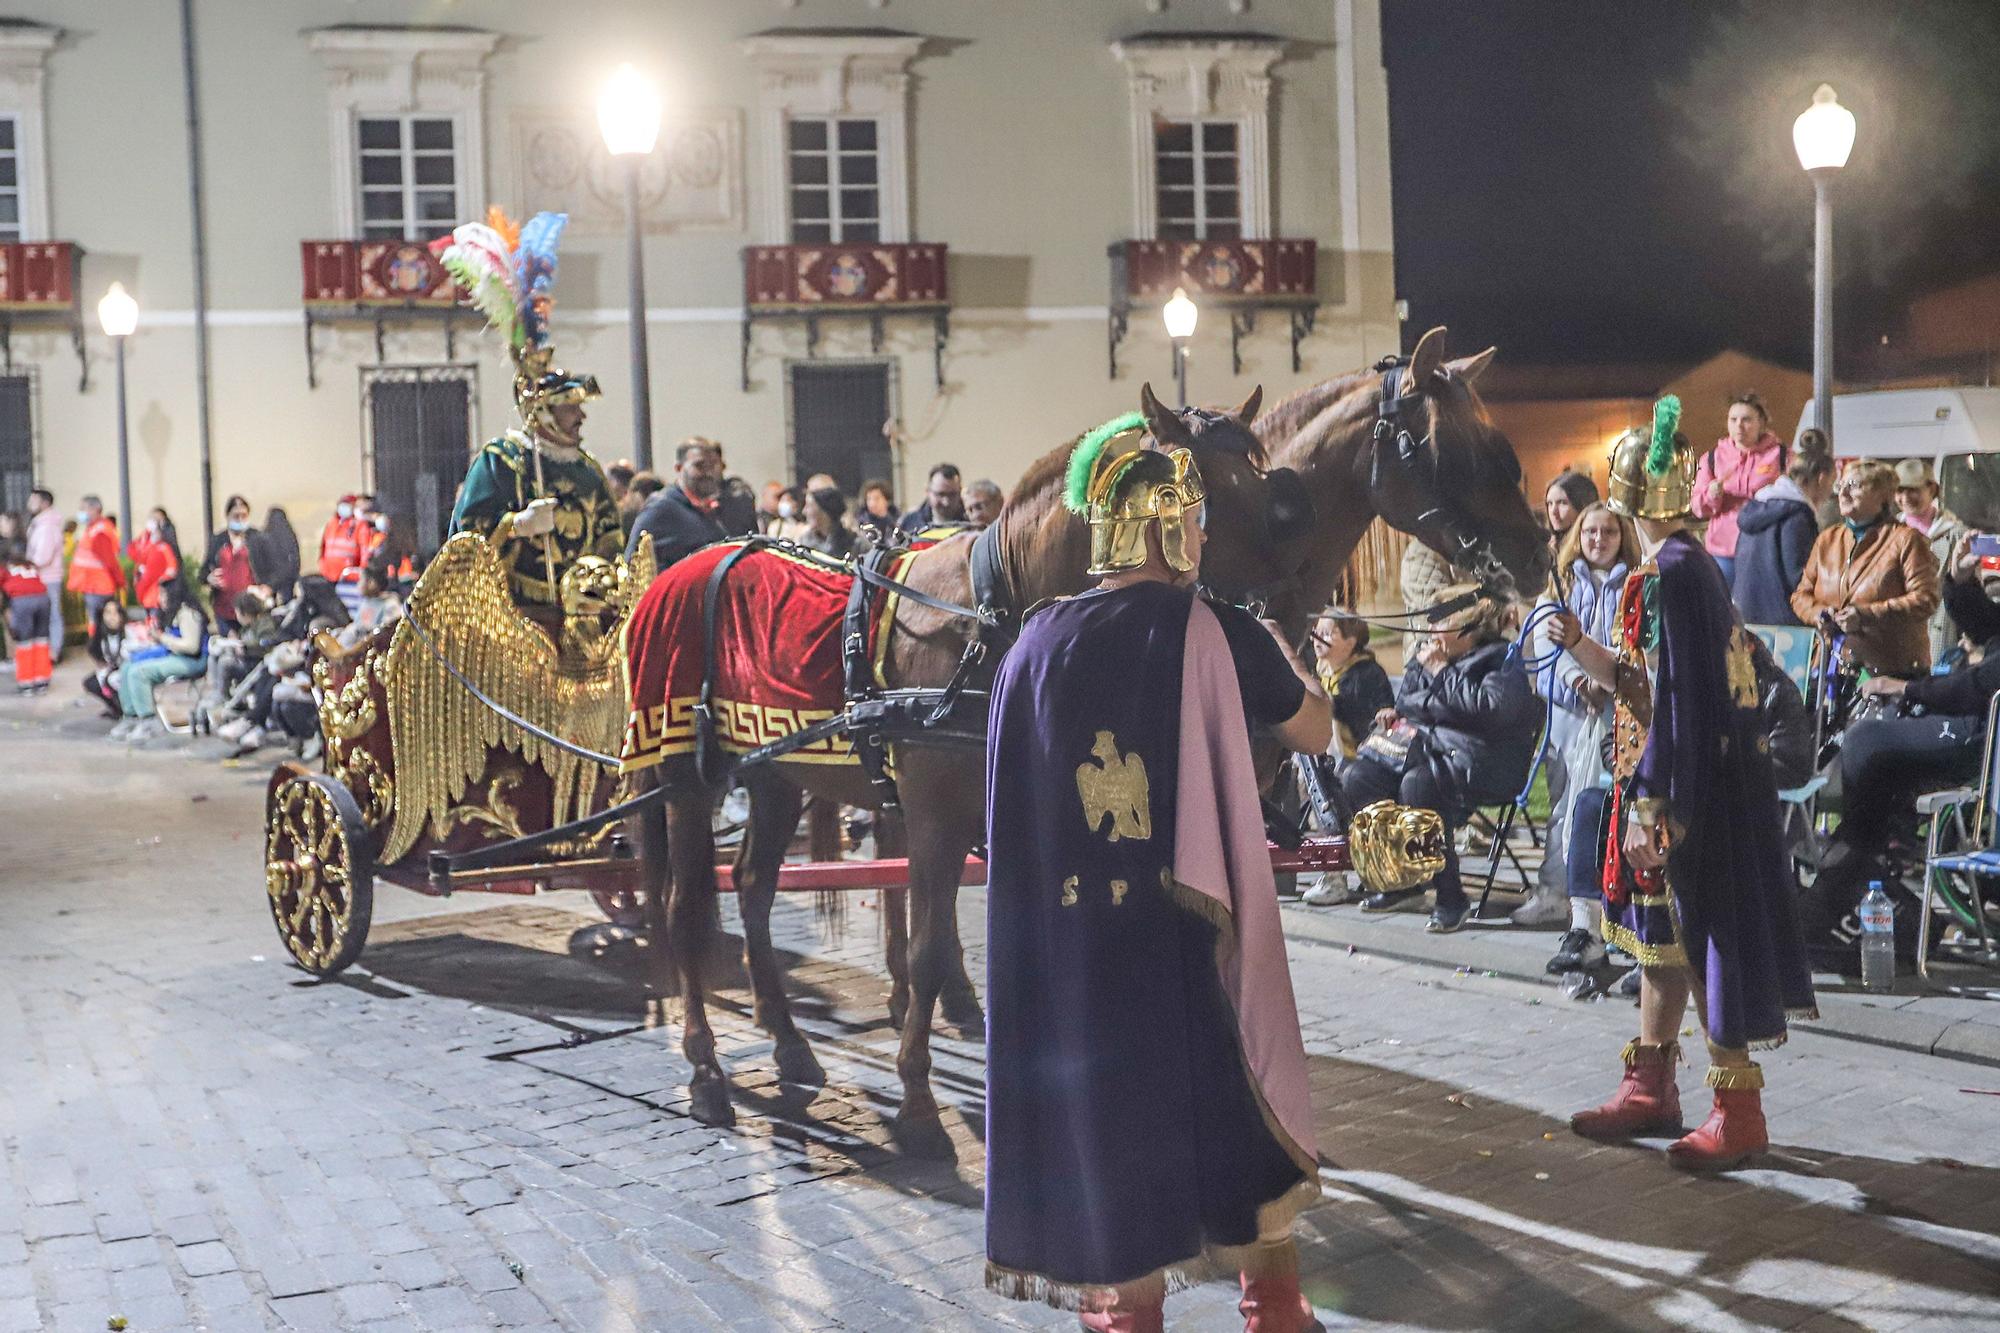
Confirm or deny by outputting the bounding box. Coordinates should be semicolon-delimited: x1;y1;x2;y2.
1607;394;1697;521
1063;412;1207;576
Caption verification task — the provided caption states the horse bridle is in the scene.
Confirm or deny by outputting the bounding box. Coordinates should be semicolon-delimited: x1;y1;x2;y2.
1369;356;1516;595
1171;406;1317;617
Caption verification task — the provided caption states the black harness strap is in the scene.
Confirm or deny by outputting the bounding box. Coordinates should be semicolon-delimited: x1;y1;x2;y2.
694;540;763;786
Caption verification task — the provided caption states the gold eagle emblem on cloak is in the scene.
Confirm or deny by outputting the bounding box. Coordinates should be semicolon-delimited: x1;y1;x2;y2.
1076;729;1152;842
373;531;654;864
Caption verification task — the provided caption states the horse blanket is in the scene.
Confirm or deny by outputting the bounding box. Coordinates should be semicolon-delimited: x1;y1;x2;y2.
619;539;918;773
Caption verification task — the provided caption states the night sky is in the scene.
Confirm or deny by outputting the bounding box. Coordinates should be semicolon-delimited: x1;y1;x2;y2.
1381;0;2000;370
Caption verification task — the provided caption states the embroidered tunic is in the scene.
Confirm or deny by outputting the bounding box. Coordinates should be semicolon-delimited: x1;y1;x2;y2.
449;430;623;604
1601;531;1817;1054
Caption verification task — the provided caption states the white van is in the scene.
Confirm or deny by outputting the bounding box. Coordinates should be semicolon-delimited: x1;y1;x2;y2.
1797;387;2000;529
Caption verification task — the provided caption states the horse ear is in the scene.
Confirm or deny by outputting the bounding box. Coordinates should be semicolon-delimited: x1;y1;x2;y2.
1232;385;1264;426
1448;346;1497;384
1139;382;1185;443
1402;326;1448;398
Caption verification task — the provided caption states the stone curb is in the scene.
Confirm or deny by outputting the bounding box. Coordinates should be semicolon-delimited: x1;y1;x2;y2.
1279;900;2000;1070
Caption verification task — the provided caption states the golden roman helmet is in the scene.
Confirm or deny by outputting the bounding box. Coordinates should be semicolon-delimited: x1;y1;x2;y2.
1606;394;1696;521
512;344;602;440
1064;411;1206;576
1348;800;1448;895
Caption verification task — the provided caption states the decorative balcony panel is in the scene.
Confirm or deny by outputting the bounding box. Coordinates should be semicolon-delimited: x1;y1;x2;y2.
743;242;948;309
298;240;469;389
740;242;952;390
301;240;461;307
1107;238;1320;377
0;242;86;389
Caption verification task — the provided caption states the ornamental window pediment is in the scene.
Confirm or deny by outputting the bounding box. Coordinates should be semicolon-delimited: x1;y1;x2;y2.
1110;35;1284;241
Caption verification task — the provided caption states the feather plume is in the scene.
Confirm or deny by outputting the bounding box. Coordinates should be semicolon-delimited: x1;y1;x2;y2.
513;212;568;351
1064;411;1146;514
484;205;521;257
1647;394;1682;477
433;222;522;347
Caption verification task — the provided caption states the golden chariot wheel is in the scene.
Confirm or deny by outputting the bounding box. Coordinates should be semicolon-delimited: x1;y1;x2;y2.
264;770;375;977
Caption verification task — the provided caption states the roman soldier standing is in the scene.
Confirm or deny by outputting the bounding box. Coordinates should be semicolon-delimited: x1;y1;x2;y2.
983;416;1332;1332
438;210;622;606
1553;396;1817;1171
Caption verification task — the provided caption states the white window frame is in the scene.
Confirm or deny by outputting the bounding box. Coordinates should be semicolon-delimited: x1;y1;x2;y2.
741;31;925;245
1111;37;1283;241
784;114;883;244
1153;117;1245;241
355;113;464;242
307;26;499;239
0;24;56;243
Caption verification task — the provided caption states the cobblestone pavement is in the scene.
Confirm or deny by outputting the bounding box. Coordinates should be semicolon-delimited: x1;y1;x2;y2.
4;709;2000;1332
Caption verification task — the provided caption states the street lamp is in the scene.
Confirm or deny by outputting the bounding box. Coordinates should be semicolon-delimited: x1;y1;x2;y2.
1163;286;1198;408
599;63;663;471
97;282;138;542
1794;83;1856;449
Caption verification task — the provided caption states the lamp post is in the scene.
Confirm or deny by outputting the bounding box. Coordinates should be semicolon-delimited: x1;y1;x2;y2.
1163;286;1198;408
598;64;663;471
1793;83;1856;449
97;282;138;540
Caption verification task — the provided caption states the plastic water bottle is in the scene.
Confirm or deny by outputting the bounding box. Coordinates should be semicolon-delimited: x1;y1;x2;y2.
1859;881;1896;993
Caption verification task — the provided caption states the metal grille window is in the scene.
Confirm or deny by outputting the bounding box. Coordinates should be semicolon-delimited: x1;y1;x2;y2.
788;362;893;494
364;366;475;562
786;117;880;244
0;373;33;514
1154;119;1241;241
0;118;22;244
358;117;459;242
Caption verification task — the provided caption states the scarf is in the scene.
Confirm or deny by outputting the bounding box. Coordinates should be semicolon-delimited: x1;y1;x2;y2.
1904;504;1940;537
1843;510;1887;542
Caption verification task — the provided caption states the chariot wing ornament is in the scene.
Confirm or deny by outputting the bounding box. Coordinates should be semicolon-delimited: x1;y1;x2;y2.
375;532;635;864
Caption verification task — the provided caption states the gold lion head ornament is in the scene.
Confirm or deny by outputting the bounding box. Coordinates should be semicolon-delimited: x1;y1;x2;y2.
1348;800;1448;895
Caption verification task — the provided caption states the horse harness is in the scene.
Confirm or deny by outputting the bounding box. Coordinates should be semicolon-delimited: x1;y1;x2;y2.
691;529;1015;807
1370;354;1515;593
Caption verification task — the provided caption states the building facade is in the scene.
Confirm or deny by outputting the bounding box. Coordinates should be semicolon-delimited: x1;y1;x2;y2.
0;0;1394;551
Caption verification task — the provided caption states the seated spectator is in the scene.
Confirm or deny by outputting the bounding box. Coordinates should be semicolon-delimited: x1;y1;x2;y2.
1790;459;1940;674
1515;501;1637;928
801;487;854;558
1340;584;1542;933
856;479;900;548
340;564;404;647
965;478;1005;528
127;507;184;612
898;463;965;534
3;539;52;692
1734;436;1833;626
1299;608;1396;908
81;599;127;718
112;579;206;741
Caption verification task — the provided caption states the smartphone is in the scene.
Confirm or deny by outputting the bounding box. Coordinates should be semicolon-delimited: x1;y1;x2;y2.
1972;534;2000;559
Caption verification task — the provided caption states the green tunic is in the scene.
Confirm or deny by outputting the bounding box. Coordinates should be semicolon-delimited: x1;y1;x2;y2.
449;430;624;604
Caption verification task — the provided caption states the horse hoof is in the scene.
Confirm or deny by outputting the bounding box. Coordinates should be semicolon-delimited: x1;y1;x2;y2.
775;1041;826;1087
891;1110;955;1160
940;994;986;1040
689;1078;735;1128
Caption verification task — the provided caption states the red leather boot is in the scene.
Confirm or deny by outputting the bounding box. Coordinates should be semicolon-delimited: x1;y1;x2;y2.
1570;1040;1682;1139
1667;1065;1768;1172
1239;1268;1323;1333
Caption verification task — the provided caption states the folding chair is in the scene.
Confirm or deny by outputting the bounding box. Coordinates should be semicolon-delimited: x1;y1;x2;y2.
1470;713;1550;921
1917;691;2000;992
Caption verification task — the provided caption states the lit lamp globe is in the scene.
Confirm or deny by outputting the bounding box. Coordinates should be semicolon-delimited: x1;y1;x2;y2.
1793;83;1856;173
1163;286;1199;339
598;64;662;156
98;281;138;338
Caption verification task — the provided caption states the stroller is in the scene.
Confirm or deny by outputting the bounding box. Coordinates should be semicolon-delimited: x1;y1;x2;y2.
193;576;350;736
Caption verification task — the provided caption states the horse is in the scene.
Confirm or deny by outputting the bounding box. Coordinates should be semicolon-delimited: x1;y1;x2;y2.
630;383;1318;1146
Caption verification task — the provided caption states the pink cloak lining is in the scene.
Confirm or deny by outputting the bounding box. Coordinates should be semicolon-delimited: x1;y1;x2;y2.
1173;598;1319;1167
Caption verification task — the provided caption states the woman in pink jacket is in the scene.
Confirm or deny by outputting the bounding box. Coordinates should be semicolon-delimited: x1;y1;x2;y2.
1691;393;1786;588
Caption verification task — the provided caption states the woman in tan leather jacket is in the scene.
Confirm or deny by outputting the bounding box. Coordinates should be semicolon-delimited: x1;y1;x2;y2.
1789;459;1940;673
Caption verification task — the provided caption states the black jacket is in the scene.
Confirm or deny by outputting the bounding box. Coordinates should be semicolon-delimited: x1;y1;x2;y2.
715;478;759;538
198;529;278;587
897;501;965;536
1395;638;1541;807
626;486;728;569
1905;635;2000;718
1733;493;1817;626
1328;653;1394;756
1944;577;2000;649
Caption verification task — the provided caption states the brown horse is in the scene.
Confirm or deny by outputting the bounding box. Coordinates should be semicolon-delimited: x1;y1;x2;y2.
632;384;1314;1143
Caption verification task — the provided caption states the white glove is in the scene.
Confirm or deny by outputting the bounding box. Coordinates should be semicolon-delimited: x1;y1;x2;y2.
511;497;558;538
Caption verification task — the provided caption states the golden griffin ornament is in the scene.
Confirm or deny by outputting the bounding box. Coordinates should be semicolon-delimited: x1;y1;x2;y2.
1347;800;1448;895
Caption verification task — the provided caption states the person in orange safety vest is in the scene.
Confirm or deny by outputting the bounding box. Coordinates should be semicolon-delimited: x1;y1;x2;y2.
317;495;362;581
64;494;121;627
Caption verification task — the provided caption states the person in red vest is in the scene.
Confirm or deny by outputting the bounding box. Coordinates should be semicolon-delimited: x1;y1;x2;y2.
127;507;183;611
65;494;122;628
317;494;361;581
353;494;386;568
